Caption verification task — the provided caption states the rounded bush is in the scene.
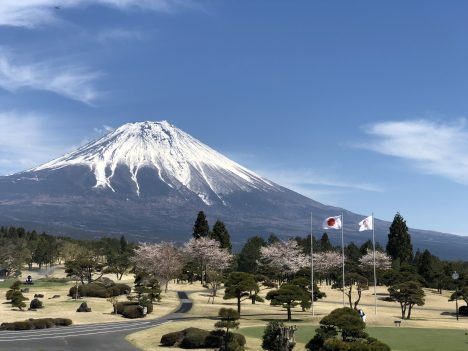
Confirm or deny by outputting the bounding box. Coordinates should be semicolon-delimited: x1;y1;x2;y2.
121;305;145;319
30;298;43;309
69;282;131;298
459;305;468;316
161;331;183;346
115;301;139;315
76;302;91;312
233;333;246;347
180;328;210;349
323;338;350;351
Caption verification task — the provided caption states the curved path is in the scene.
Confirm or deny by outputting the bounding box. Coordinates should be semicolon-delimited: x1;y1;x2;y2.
0;291;193;351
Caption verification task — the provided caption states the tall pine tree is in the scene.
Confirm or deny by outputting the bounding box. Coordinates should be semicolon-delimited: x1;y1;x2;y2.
386;212;413;264
192;211;210;239
237;236;266;273
318;233;333;252
209;220;232;252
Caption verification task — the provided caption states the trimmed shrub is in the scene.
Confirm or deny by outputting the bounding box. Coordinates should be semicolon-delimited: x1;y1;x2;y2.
233;333;246;347
179;328;210;349
29;299;43;309
323;338;350;351
69;282;131;298
459;305;468;316
116;301;139;314
122;305;145;319
161;330;184;346
53;318;73;326
160;328;245;350
0;318;72;331
76;302;91;312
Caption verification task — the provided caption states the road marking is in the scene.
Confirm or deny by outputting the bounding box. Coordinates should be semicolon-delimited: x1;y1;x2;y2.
0;322;151;339
0;322;152;341
0;320;152;336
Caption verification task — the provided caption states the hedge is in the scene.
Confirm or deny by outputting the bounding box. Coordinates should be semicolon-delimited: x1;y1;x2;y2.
160;328;246;350
68;282;130;298
0;318;72;331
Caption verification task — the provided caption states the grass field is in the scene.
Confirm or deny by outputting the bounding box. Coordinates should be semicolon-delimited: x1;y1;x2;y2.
0;279;68;289
239;324;468;351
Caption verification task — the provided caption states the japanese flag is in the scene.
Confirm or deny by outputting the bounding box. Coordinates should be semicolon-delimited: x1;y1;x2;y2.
358;216;373;231
323;215;342;230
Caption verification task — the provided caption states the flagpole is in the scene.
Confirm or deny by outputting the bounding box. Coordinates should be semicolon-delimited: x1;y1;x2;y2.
310;212;315;316
372;212;377;315
341;212;345;307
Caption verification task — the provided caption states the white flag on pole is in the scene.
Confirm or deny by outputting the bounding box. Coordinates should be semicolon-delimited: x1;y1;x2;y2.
323;215;342;230
358;215;373;231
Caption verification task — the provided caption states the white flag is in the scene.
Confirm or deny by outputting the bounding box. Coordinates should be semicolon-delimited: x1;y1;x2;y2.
323;215;342;230
358;215;373;231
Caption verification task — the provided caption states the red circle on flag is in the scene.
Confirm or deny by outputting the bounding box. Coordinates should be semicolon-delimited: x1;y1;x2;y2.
327;218;335;227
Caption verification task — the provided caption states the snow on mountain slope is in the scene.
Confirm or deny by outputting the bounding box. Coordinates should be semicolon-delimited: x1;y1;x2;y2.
32;121;279;204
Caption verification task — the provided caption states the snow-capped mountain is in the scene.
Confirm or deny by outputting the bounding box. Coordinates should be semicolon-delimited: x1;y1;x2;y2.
0;120;467;259
32;121;279;205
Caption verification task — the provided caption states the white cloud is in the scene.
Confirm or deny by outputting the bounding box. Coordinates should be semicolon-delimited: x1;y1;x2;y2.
254;168;382;204
93;125;114;134
360;119;468;185
0;49;102;104
0;0;196;28
0;112;67;175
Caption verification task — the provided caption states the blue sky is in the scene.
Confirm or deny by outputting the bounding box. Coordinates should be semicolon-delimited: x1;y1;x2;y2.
1;0;468;236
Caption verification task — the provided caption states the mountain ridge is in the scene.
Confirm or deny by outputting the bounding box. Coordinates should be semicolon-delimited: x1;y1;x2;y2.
1;120;467;259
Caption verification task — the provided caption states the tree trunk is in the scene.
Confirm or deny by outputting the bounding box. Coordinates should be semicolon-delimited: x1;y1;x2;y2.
237;296;241;315
354;290;362;310
407;304;413;319
400;302;406;319
287;307;292;321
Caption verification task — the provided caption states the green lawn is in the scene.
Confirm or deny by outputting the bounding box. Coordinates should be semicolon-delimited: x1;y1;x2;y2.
0;279;68;289
240;325;468;351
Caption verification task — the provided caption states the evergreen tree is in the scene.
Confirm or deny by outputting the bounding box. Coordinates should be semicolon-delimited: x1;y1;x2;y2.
417;249;433;282
192;211;210;239
237;236;266;273
386;212;413;264
266;284;308;321
318;233;333;252
210;220;232;252
119;235;128;254
223;272;259;315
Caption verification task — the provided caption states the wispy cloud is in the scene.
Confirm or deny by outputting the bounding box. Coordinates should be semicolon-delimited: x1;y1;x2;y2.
360;119;468;185
0;48;102;104
0;0;196;28
0;112;67;175
254;168;382;204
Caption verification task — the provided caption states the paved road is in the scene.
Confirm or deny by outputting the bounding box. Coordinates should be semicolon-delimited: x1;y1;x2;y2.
0;291;193;351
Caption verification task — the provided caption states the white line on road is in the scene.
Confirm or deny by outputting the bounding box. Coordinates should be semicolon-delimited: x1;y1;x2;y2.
0;320;173;342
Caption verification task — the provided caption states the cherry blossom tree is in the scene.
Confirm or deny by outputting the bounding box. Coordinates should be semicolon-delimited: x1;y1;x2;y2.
260;240;309;282
314;251;343;274
359;250;392;271
132;242;184;292
184;237;233;300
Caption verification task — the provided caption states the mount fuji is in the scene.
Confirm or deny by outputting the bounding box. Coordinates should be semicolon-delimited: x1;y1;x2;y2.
0;120;467;259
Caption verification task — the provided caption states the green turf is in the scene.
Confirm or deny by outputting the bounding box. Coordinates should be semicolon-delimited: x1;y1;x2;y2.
0;279;68;289
240;324;468;351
